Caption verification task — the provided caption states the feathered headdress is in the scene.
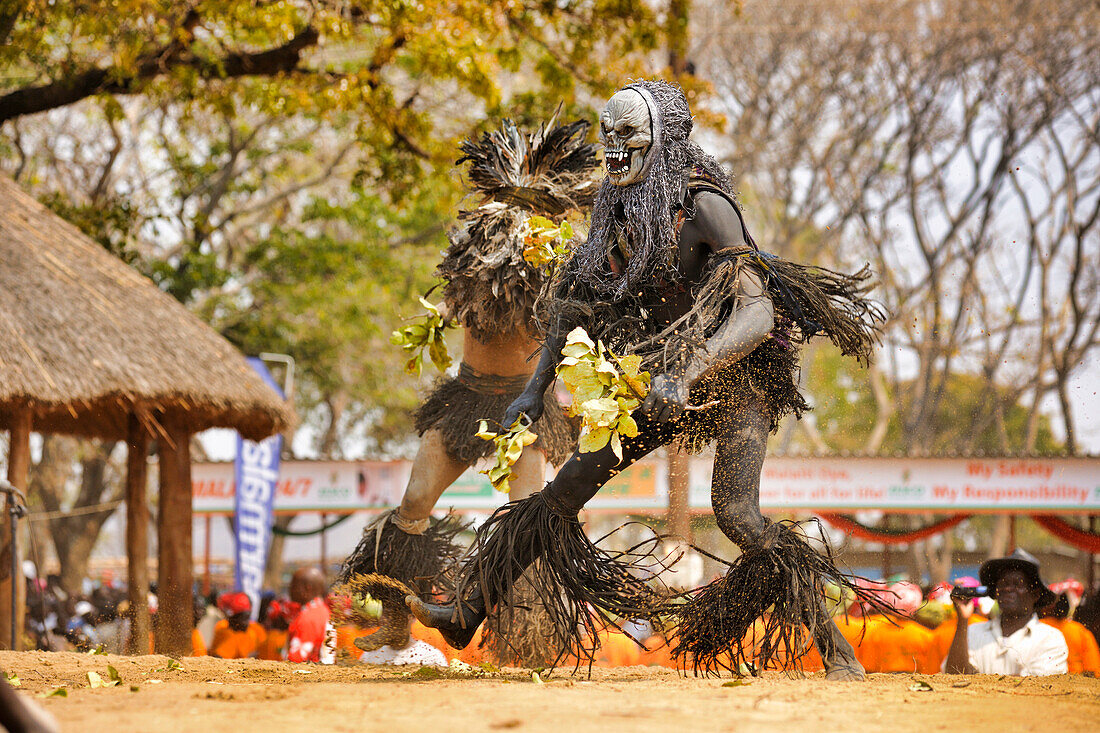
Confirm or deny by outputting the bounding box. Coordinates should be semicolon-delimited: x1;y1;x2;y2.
438;112;600;340
458;110;599;217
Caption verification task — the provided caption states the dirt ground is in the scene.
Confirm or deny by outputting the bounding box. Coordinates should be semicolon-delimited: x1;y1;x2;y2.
1;651;1097;733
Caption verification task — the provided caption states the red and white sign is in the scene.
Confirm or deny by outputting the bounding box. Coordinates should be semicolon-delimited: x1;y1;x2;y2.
693;457;1098;513
193;456;1100;514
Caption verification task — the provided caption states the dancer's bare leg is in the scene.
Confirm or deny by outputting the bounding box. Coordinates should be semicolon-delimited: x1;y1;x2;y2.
355;429;467;653
397;429;469;525
507;447;547;502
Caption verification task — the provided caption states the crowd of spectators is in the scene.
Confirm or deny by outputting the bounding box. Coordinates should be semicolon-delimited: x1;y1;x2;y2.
15;551;1100;678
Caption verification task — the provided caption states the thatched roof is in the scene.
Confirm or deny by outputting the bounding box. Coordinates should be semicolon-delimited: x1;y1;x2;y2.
0;174;293;441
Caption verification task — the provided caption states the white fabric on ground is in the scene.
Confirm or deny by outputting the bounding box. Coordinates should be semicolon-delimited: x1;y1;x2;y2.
358;639;447;667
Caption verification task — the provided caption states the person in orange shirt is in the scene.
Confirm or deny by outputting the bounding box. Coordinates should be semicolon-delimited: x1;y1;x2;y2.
209;592;267;659
737;617;824;673
635;633;679;669
828;579;888;670
257;599;298;661
857;581;938;673
592;627;642;668
453;626;488;666
1041;588;1100;674
862;615;937;673
411;620;454;662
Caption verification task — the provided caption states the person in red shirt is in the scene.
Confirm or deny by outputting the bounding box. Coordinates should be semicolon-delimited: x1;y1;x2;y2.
287;568;334;664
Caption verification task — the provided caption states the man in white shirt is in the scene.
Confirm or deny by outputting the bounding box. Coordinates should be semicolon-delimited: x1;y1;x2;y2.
945;549;1068;675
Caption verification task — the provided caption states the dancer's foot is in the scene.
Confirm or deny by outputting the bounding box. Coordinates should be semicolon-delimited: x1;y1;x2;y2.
405;595;484;650
823;658;866;681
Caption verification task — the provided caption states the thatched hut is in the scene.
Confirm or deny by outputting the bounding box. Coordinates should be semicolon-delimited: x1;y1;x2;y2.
0;174;293;654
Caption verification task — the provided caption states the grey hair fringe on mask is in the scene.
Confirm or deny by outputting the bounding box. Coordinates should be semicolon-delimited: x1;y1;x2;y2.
570;80;732;299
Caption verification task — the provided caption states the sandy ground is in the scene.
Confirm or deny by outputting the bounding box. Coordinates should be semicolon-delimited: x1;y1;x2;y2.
0;651;1097;733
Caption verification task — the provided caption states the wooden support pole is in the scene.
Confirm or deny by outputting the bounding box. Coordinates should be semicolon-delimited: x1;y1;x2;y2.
156;422;193;657
319;512;327;580
203;514;212;597
125;413;150;655
666;450;692;543
1;409;31;650
1;410;31;650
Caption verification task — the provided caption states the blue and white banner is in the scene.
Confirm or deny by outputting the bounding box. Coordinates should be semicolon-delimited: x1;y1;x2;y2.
234;357;284;619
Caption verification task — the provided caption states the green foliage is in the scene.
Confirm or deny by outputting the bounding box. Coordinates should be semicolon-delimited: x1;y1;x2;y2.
390;298;454;377
477;417;538;494
0;0;686;456
556;327;650;460
522;215;575;270
205;184;446;451
39;191;143;266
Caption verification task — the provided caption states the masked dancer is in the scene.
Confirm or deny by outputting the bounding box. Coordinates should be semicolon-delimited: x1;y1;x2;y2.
409;80;886;679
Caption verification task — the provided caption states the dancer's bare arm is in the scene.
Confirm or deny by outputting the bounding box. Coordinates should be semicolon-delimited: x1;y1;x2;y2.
643;193;774;424
502;319;572;426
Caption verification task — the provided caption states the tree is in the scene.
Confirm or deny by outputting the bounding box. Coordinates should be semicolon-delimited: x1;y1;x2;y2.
26;437;126;598
0;0;680;453
1;1;703;587
696;0;1100;458
690;0;1098;582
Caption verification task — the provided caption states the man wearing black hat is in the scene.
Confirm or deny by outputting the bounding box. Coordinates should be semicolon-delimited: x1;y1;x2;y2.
945;549;1068;675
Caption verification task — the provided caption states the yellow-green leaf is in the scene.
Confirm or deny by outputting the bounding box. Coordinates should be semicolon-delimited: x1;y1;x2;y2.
417;297;440;316
618;413;639;438
580;397;620;427
609;431;623;460
428;338;451;371
565;327;595;350
579;427;612;453
561;342;593;359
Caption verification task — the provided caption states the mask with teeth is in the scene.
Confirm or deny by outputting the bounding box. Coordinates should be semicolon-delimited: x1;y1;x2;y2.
567;79;732;298
599;88;659;186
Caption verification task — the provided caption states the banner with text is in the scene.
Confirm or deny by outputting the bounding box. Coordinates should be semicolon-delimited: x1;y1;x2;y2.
197;456;1099;515
693;457;1099;512
233;358;284;618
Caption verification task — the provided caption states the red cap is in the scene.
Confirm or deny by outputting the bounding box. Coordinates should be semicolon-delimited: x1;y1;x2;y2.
218;592;251;616
266;599;301;624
